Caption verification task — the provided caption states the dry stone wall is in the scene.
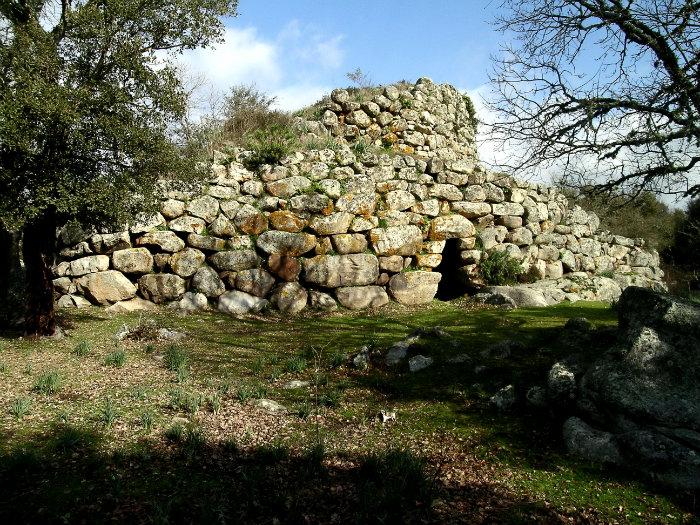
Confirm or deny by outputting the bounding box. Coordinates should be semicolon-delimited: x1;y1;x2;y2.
52;78;665;314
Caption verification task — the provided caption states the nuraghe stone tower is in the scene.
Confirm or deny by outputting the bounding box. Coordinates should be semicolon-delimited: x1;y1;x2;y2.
52;78;665;314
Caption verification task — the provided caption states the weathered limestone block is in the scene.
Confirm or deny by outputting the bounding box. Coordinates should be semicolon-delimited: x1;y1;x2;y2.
429;215;475;240
268;254;301;282
168;216;207;234
191;266;225;298
218;290;268;315
273;282;308;314
256;231;316;256
492;202;525;216
289;193;334;214
209;214;237;238
68;255;110;277
266;176;312;198
385;190;416;211
187;233;228;252
269;211;306;232
130;212;166;234
170;248;205;277
76;270;137;305
335;192;377;215
236;269;276;298
336;286;390;310
303;254;379;288
160;199;185;219
451;201;491;219
308;212;354;235
234;205;268;235
90;232;131;254
186;195;220;223
411;199;440;217
209;250;260;272
389;271;441;305
138;273;186;303
57;294;92;308
332;233;368;254
429;184;463;201
112;248;154;275
369;225;423;256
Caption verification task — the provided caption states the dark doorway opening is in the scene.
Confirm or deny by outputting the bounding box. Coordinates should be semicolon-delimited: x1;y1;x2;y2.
434;238;470;301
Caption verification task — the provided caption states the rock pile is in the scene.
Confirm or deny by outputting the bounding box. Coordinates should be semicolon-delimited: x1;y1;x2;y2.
538;287;700;490
52;78;665;314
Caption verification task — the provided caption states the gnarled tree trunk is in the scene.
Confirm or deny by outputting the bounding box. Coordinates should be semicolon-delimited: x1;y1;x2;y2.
22;214;56;336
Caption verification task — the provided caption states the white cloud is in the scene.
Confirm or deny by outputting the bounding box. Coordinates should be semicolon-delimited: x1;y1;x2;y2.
179;27;281;92
272;84;330;112
176;22;343;115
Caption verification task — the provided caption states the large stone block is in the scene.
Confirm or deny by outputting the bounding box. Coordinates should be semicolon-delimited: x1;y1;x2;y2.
256;231;316;256
136;231;185;253
369;225;423;256
303;254;379;288
138;273;186;303
429;215;475;240
68;255;109;277
388;271;441;305
170;248;206;277
209;250;261;272
77;270;137;305
112;248;154;275
336;286;389;310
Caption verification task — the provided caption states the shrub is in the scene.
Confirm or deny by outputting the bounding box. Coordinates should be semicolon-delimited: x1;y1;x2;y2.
358;449;434;522
72;340;91;357
9;396;31;419
242;124;298;171
33;370;62;395
104;349;126;368
480;250;523;285
165;422;185;442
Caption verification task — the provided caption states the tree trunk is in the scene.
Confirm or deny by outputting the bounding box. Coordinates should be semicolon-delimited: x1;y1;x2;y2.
0;225;12;304
22;214;56;336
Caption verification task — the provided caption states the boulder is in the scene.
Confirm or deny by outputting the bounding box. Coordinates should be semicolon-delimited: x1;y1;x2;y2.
309;290;338;311
308;212;354;235
191;266;226;298
105;297;157;314
89;232;131;254
563;417;622;465
136;231;185;253
273;282;308;314
138;274;186;303
409;355;433;372
218;290;268;315
170;248;205;278
236;269;276;297
332;233;368;254
303;254;379;288
112;248;154;275
268;254;301;282
173;292;209;313
482;286;549;308
68;255;110;277
56;294;92;308
168;215;207;234
388;271;441;305
77;270;137;305
256;231;316;256
429;215;475;240
336;286;390;310
268;210;306;232
209;250;260;272
369;225;423;256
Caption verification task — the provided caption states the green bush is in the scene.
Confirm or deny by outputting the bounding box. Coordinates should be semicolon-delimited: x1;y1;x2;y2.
242;124;298;171
104;349;126;368
480;250;523;285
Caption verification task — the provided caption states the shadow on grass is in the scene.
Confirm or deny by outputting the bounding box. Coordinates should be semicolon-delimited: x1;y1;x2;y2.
0;422;600;524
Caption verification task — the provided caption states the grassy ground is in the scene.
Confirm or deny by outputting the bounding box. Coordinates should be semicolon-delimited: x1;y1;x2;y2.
0;299;697;524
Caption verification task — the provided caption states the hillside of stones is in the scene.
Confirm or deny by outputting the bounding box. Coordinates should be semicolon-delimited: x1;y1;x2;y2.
53;78;666;315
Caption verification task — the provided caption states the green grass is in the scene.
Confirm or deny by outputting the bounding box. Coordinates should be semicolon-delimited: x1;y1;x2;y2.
104;348;126;367
0;300;694;523
33;370;62;395
9;397;31;419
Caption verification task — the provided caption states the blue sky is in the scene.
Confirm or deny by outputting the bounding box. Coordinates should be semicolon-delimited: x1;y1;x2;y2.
180;0;503;110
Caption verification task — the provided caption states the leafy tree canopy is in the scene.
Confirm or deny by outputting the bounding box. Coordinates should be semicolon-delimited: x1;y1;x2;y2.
0;0;238;232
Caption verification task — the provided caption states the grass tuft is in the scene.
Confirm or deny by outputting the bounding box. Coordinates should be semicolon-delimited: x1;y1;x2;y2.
104;349;127;368
72;340;91;357
33;370;62;395
9;396;31;419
